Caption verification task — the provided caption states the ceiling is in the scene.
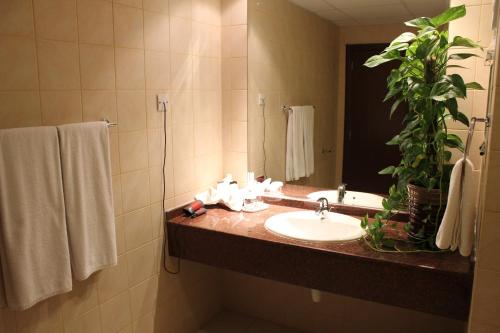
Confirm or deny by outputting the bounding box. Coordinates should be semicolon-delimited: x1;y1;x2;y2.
288;0;450;26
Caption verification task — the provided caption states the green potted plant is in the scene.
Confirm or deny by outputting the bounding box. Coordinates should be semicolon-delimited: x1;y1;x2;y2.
361;5;484;250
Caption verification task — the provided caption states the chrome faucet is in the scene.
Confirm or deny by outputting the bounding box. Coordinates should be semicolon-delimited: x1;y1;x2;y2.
316;197;329;219
337;183;347;204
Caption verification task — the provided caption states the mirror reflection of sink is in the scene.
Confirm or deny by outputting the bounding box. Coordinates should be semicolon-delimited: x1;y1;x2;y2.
264;210;365;242
307;190;384;209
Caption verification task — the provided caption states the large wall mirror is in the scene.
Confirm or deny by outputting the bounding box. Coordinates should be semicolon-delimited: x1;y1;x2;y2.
246;0;451;209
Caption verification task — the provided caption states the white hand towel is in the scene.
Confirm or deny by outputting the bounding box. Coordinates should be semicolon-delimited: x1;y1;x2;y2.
286;106;315;181
459;159;479;256
57;122;117;280
0;127;72;310
436;158;478;256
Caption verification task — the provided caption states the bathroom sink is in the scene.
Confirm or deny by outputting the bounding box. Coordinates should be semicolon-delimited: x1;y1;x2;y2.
307;190;384;209
264;210;365;242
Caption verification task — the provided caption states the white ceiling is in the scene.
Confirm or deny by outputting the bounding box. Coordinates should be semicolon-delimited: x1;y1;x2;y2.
288;0;450;26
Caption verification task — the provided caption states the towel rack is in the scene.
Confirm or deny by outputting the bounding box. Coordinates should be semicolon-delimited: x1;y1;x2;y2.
282;105;316;113
102;119;117;128
462;116;489;162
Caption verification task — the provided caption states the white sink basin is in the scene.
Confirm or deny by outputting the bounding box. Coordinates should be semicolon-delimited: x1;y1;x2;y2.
307;190;384;209
264;210;365;242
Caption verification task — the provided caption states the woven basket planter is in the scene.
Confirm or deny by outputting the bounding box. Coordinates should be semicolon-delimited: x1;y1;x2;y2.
407;184;448;240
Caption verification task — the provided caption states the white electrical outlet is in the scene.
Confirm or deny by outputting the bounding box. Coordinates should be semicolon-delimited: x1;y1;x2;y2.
258;94;266;106
157;94;168;112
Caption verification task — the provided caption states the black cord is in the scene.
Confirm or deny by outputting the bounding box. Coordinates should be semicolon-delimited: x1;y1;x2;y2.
162;101;180;274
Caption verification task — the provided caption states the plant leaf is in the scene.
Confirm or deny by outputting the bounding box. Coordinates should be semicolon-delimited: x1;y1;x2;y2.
448;53;479;60
405;17;435;28
379;166;396;175
466;82;485;90
450;36;482;49
431;5;466;27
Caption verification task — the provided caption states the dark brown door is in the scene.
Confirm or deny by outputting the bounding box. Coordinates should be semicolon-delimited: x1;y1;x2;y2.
342;44;405;194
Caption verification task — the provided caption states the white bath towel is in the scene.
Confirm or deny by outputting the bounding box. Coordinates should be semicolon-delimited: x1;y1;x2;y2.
286;106;315;181
57;122;117;280
0;127;72;310
436;158;478;256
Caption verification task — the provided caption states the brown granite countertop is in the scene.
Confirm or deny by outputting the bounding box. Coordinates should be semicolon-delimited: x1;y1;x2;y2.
167;202;473;320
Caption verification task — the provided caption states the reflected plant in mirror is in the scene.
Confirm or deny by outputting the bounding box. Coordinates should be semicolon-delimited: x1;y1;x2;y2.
361;5;484;251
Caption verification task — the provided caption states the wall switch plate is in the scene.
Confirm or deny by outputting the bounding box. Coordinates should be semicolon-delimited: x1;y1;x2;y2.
157;94;168;112
258;94;266;106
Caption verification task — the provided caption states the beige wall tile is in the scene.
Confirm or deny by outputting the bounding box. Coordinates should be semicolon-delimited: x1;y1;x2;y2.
173;123;194;160
40;90;82;125
34;0;77;42
129;276;159;320
194;56;221;90
82;90;118;123
37;40;80;90
230;57;247;90
109;130;120;174
194;90;221;123
61;278;98;322
119;130;149;172
114;0;142;8
231;90;247;121
112;175;123;216
0;36;38;90
63;307;101;333
149;165;175;201
169;0;191;18
145;51;170;90
77;0;114;46
170;17;192;54
484;150;500;212
144;11;170;52
114;216;126;255
170;53;193;90
469;321;500;333
126;242;155;287
100;291;132;333
171;90;193;124
15;297;64;333
192;0;220;26
123;207;153;251
116;90;147;131
173;157;196;194
147;127;173;167
0;92;41;129
194;122;222;156
80;44;115;90
230;120;247;153
230;25;247;58
471;268;500;326
113;4;144;49
143;0;169;14
115;48;145;90
0;0;34;36
121;170;150;212
477;211;500;271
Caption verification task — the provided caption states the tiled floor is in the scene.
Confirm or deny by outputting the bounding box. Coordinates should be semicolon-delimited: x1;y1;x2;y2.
200;311;307;333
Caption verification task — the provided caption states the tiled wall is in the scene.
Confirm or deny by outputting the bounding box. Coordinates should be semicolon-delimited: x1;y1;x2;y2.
0;0;223;332
334;23;408;185
222;270;466;333
222;0;248;184
246;0;340;187
467;1;500;332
